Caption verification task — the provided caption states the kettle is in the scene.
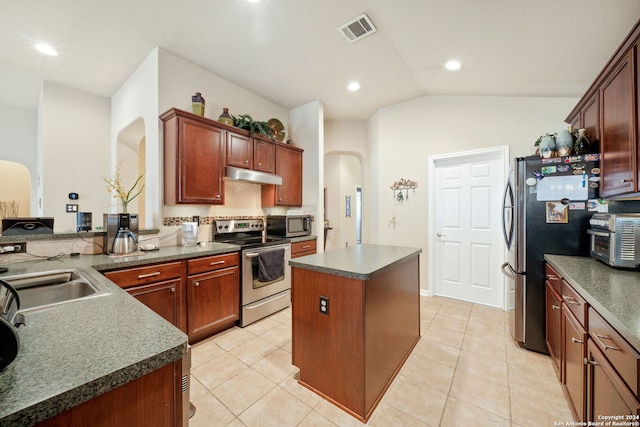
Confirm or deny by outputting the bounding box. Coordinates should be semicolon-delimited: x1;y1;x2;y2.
112;228;138;254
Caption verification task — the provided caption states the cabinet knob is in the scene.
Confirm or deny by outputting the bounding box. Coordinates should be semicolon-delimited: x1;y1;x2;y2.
171;287;176;293
245;160;249;164
217;194;221;198
258;163;262;166
195;282;200;287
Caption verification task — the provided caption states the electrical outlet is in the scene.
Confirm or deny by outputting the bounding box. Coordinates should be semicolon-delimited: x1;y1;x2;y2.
0;242;26;254
319;296;329;316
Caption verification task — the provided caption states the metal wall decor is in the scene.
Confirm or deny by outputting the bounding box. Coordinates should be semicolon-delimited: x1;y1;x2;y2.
390;178;418;202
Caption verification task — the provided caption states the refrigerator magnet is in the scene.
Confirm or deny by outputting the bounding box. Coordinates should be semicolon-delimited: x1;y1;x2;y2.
541;166;556;174
587;199;598;211
546;202;569;223
568;202;585;210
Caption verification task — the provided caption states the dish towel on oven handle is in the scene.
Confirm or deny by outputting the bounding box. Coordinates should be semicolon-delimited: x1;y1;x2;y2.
257;247;285;284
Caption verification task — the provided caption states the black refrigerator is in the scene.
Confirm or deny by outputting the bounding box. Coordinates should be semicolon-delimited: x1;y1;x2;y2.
502;155;640;353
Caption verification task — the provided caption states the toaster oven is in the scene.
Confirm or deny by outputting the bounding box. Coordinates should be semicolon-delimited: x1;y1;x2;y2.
587;213;640;269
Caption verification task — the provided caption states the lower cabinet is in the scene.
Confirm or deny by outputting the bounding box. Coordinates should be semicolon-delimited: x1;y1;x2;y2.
103;261;185;333
36;361;181;427
187;253;239;343
586;339;640;420
545;280;562;380
545;262;640;423
291;239;317;258
563;305;587;421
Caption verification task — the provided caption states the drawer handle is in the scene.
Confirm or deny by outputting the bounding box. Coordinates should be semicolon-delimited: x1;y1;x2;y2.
621;178;633;183
584;358;598;366
302;245;311;249
562;295;580;305
210;260;225;266
547;274;558;280
138;271;161;279
571;337;583;344
594;333;621;351
552;304;560;310
593;333;622;351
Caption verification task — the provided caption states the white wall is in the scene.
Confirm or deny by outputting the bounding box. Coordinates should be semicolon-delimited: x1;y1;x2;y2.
39;82;111;232
365;95;579;292
0;103;37;215
289;100;323;246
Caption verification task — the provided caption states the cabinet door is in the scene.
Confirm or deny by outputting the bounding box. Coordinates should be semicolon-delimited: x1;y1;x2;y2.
187;266;239;342
253;138;276;173
262;144;303;206
546;282;562;380
600;50;638;197
563;305;587;421
127;278;183;331
582;92;600;148
226;132;253;169
587;339;640;421
163;110;225;205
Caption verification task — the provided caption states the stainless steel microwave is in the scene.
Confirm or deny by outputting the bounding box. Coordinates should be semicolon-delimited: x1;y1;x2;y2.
588;213;640;269
266;215;312;237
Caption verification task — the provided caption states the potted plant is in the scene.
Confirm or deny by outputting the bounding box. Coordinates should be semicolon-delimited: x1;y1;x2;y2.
232;114;274;139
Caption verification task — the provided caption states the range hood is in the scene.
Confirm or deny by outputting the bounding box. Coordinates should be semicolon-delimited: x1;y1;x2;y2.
225;166;282;185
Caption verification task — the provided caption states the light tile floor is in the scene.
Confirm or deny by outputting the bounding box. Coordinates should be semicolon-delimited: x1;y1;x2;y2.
189;296;572;426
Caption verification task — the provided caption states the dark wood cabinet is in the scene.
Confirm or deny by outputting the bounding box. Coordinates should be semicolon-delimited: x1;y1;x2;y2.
291;239;317;258
161;108;226;204
586;339;640;421
103;261;185;333
545;280;562;380
187;253;239;343
582;93;600;146
563;304;587;421
600;49;638;197
253;137;276;173
226;132;253;169
262;144;303;207
36;361;181;427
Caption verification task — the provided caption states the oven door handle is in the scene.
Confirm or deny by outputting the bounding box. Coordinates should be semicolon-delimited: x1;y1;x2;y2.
245;247;290;258
587;229;609;237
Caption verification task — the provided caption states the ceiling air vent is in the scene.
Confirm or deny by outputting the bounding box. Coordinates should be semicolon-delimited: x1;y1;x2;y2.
338;13;377;43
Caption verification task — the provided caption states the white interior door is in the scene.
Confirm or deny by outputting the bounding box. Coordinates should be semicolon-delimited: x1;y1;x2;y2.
430;147;507;308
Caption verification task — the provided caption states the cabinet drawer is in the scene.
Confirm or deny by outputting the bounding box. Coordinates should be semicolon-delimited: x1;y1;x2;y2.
561;280;588;328
589;307;640;396
545;264;562;294
292;239;316;255
104;262;182;288
187;252;239;275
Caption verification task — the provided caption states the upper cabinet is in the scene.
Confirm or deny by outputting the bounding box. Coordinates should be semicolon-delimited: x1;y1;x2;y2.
262;144;303;207
161;108;225;204
566;19;640;198
226;132;253;169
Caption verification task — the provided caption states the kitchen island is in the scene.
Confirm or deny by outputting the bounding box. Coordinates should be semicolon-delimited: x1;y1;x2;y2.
0;242;239;427
290;244;421;422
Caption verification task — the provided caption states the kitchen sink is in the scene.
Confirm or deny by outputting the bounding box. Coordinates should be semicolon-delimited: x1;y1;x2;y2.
2;269;111;312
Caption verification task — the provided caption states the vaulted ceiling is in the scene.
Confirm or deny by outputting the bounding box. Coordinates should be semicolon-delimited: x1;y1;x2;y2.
1;0;639;120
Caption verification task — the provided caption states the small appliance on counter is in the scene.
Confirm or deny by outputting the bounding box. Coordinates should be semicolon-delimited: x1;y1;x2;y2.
0;279;20;371
266;215;312;237
181;222;198;247
588;213;640;269
103;214;139;255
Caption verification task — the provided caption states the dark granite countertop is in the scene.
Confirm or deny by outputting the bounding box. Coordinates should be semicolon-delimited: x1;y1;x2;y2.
289;244;421;280
544;254;640;351
0;242;239;426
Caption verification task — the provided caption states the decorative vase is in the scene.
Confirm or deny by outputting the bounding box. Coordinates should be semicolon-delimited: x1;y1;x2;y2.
218;108;234;126
574;129;590;155
555;130;573;157
538;135;556;158
191;92;205;117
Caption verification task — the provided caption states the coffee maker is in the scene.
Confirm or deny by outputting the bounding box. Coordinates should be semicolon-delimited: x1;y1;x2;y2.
103;214;139;254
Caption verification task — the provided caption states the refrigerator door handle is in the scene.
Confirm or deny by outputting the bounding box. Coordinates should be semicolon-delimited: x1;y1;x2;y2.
502;182;515;250
501;262;515;279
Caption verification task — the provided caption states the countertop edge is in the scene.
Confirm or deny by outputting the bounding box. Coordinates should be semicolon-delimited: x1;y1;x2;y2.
544;254;640;351
290;245;422;280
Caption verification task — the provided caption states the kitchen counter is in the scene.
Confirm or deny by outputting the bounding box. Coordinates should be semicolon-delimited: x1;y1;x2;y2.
289;243;421;280
544;254;640;350
0;242;239;426
288;234;317;243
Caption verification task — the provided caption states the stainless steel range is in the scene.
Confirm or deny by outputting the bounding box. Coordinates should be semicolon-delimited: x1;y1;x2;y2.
213;219;291;327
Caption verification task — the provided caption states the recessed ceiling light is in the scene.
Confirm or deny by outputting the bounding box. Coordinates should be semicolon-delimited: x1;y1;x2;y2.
246;0;260;3
35;43;58;56
444;60;461;71
347;82;360;92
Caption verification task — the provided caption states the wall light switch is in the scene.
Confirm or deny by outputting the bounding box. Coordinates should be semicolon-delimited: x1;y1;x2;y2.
66;204;78;212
